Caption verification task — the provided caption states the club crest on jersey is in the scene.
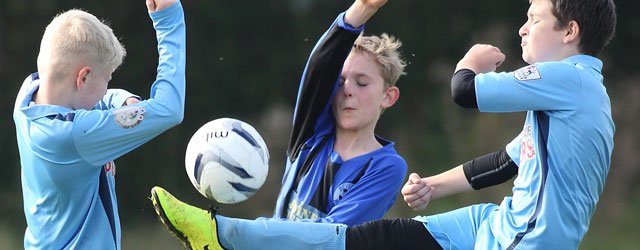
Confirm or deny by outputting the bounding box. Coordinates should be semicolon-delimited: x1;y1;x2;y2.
520;125;536;163
113;106;145;129
513;65;541;81
333;182;354;203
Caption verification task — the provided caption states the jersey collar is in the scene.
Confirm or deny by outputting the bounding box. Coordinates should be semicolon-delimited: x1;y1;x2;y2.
19;73;75;120
563;55;603;73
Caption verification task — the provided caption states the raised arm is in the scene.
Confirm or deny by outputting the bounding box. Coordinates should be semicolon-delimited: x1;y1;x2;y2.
146;0;176;12
72;0;186;166
344;0;388;28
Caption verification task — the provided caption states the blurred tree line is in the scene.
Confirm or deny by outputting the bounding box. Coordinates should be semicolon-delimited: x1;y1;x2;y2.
1;0;638;249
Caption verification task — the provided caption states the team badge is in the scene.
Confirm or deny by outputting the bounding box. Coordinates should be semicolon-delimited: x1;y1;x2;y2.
513;65;541;81
333;182;354;203
113;106;145;128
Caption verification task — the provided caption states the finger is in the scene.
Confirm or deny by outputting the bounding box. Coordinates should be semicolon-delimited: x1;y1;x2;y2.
146;0;156;12
495;52;506;67
401;180;427;196
409;187;435;211
402;184;431;203
125;98;140;106
407;173;422;184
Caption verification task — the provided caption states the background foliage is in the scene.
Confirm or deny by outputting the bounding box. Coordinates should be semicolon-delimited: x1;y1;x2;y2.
1;0;638;249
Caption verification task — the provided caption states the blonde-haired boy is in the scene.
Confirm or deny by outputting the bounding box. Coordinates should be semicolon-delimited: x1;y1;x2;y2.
13;0;185;249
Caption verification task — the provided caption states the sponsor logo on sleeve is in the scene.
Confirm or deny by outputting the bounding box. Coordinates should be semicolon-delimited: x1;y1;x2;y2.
113;106;145;129
513;65;541;81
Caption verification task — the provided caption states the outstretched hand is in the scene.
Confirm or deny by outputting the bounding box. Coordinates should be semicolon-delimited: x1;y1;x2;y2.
401;173;435;211
146;0;176;12
455;44;506;74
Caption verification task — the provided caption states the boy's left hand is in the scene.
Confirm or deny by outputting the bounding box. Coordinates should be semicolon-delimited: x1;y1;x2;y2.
455;44;506;74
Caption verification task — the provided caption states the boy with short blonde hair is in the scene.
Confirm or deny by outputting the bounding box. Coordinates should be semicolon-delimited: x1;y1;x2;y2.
14;0;186;249
353;33;406;88
38;9;126;82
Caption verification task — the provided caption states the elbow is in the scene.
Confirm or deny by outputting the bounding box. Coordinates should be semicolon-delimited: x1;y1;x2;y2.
167;109;184;127
450;69;478;109
451;86;477;109
451;87;467;107
152;102;184;128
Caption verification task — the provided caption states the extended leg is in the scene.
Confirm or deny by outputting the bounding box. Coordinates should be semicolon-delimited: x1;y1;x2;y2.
151;186;346;250
346;218;443;250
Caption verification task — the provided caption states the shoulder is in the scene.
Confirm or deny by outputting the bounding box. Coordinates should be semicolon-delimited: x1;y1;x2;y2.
514;62;577;81
368;152;408;175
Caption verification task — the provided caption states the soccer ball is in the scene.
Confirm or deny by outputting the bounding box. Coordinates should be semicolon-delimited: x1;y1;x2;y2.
185;118;269;204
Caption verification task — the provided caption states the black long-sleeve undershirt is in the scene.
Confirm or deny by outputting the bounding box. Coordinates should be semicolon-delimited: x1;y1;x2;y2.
451;69;478;109
463;149;518;190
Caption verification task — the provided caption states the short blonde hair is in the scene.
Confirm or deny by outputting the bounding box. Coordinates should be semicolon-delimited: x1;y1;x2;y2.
352;33;406;88
37;9;126;80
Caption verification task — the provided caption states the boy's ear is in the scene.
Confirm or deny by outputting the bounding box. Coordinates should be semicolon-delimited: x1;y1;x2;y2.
76;66;92;90
382;86;400;108
563;20;580;44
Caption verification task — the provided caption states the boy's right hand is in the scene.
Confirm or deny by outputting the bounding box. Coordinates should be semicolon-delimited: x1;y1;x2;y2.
401;173;435;211
455;44;506;74
345;0;389;28
146;0;176;12
358;0;389;9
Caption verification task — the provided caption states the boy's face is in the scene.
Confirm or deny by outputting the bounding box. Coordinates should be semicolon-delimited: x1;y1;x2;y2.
519;0;567;63
78;66;112;109
332;51;393;132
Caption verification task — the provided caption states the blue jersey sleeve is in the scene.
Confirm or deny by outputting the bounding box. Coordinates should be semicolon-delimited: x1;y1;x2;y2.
287;12;363;159
72;2;186;166
318;155;407;225
475;62;581;113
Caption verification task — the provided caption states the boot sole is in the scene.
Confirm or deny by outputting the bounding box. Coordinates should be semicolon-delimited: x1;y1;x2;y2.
151;188;195;250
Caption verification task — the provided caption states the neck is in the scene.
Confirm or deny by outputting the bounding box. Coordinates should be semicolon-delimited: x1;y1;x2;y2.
34;77;75;108
333;127;382;161
557;45;582;61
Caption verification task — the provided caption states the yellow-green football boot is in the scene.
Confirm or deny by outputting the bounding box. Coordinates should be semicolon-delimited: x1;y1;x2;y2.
151;186;225;250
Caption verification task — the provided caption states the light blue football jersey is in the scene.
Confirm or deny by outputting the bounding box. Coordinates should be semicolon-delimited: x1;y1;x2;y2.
478;55;614;249
13;2;185;249
419;55;614;249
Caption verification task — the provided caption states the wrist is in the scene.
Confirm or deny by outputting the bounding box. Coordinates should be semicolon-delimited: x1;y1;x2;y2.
344;1;379;28
455;60;479;74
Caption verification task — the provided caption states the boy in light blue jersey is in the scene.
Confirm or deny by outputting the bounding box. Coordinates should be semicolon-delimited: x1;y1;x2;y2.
13;0;185;249
402;0;616;249
150;0;617;249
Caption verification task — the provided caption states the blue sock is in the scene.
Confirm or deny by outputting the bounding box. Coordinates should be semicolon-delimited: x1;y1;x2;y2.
216;215;347;249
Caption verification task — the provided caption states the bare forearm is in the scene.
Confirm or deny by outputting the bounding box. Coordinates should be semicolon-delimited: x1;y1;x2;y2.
426;165;473;199
344;1;382;27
